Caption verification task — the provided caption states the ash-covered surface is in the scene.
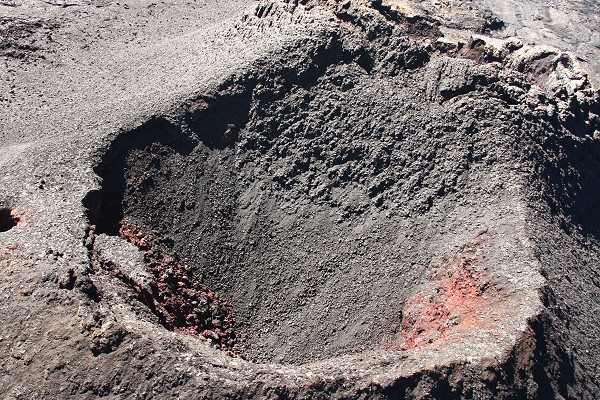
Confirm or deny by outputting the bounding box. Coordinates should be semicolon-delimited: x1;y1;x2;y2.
0;0;599;398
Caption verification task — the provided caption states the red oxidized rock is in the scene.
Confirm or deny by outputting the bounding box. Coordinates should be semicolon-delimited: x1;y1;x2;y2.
118;221;238;353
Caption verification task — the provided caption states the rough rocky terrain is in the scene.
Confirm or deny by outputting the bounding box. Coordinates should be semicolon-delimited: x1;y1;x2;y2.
0;0;599;398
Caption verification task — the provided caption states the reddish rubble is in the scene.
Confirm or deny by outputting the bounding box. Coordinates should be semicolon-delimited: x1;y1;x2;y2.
391;232;496;350
119;222;239;355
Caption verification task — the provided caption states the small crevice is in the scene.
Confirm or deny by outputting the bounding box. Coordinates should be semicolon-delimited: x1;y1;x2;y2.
0;208;19;232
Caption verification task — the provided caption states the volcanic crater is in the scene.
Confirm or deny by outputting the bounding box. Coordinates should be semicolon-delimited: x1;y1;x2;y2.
84;56;542;367
3;0;600;398
61;0;600;396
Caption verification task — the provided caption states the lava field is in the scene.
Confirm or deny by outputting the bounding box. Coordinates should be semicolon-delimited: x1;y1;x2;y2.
1;0;599;398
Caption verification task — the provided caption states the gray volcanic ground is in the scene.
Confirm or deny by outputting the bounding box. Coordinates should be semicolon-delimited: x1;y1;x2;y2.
0;0;599;399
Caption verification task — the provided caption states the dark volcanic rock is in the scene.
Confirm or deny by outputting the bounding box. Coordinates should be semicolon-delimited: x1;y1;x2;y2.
0;0;599;398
